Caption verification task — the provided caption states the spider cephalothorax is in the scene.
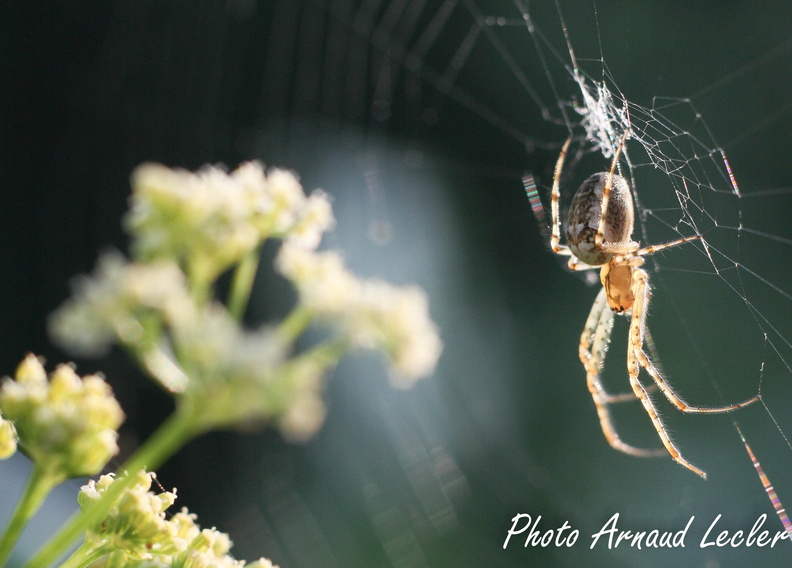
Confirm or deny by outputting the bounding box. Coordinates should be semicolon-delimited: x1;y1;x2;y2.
546;132;758;479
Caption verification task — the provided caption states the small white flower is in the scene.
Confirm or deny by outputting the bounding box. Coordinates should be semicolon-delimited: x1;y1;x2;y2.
264;168;306;233
346;281;443;386
278;393;326;442
286;190;335;250
275;243;358;313
375;285;443;386
0;415;16;459
246;559;280;568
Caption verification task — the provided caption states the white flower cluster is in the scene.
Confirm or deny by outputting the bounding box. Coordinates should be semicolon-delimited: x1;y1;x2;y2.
79;471;278;568
0;355;124;478
49;253;192;357
79;471;178;558
126;162;334;278
51;268;326;439
49;160;441;441
276;243;443;387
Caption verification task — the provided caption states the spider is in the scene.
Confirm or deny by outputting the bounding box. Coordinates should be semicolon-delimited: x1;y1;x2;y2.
548;132;758;479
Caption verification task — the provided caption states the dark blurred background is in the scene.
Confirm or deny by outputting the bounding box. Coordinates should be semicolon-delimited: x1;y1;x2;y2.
2;1;792;567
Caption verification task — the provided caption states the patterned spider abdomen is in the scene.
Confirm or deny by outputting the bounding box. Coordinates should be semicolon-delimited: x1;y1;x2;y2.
566;172;635;265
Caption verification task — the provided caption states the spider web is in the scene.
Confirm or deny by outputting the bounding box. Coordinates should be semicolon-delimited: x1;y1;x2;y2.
301;0;792;564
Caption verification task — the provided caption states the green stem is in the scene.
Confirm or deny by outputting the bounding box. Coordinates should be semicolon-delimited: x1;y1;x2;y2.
56;542;106;568
187;257;215;308
294;338;348;368
136;344;188;394
227;248;260;321
276;305;314;346
23;410;198;568
0;465;60;567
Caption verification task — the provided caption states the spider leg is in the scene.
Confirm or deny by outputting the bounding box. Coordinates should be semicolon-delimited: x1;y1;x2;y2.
635;350;758;412
643;326;665;380
580;288;665;457
627;268;708;479
630;276;758;413
634;234;700;257
582;289;632;402
550;137;603;271
594;131;640;255
567;257;600;271
550;137;574;256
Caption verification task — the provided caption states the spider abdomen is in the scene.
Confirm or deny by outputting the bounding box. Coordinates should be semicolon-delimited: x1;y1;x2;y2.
566;172;635;265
